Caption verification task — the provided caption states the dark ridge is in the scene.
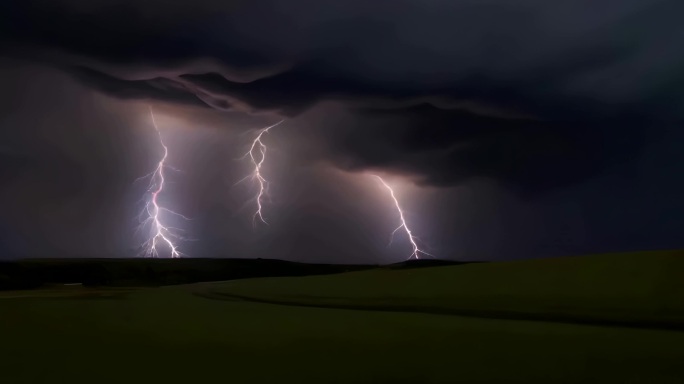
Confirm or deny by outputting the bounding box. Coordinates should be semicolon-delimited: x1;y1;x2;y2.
386;259;483;269
0;258;376;290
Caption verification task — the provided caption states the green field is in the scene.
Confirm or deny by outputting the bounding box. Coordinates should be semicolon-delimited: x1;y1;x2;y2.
2;250;684;383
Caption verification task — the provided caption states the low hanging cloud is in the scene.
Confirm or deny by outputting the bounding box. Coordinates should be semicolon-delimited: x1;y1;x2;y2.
1;0;682;195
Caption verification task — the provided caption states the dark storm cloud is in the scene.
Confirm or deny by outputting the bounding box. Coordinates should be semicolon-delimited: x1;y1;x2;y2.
0;148;29;181
1;0;683;194
320;105;653;194
0;60;166;258
65;67;206;107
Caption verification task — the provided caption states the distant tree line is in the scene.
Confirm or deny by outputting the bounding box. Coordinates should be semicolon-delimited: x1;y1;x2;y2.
0;258;374;290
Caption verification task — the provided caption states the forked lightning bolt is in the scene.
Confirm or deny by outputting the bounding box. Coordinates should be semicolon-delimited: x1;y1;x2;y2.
374;175;433;260
237;120;283;226
137;107;186;258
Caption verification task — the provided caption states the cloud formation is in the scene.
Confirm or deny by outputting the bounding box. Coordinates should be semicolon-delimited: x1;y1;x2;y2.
1;0;682;194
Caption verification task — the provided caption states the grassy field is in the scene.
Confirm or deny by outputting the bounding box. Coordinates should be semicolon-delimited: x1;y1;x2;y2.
1;250;683;383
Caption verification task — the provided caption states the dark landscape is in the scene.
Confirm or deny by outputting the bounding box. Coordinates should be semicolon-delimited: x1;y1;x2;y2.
1;0;684;383
0;258;374;290
0;257;478;290
2;250;684;383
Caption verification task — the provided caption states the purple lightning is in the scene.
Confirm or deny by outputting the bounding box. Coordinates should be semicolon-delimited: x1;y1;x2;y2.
373;175;434;260
137;107;187;258
237;120;284;227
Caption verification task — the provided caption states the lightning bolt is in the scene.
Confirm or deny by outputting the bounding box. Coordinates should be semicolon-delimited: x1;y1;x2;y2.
373;175;434;260
137;107;187;258
237;120;284;227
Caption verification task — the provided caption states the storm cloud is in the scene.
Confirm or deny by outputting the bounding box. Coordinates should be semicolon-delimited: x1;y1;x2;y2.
1;0;683;194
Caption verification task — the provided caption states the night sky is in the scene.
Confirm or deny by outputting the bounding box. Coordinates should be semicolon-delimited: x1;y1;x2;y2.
0;0;682;263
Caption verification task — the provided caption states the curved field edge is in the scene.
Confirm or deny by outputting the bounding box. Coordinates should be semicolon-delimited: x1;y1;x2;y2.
194;250;684;329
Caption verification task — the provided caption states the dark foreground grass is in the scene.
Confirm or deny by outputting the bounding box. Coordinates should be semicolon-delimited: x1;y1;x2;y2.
199;249;684;330
1;250;684;383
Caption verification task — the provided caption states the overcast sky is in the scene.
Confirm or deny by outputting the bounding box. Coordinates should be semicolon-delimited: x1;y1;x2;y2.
0;0;682;262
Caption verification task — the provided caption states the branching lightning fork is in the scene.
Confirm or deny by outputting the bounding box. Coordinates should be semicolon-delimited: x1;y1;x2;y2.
236;120;284;227
137;107;187;258
373;175;434;260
